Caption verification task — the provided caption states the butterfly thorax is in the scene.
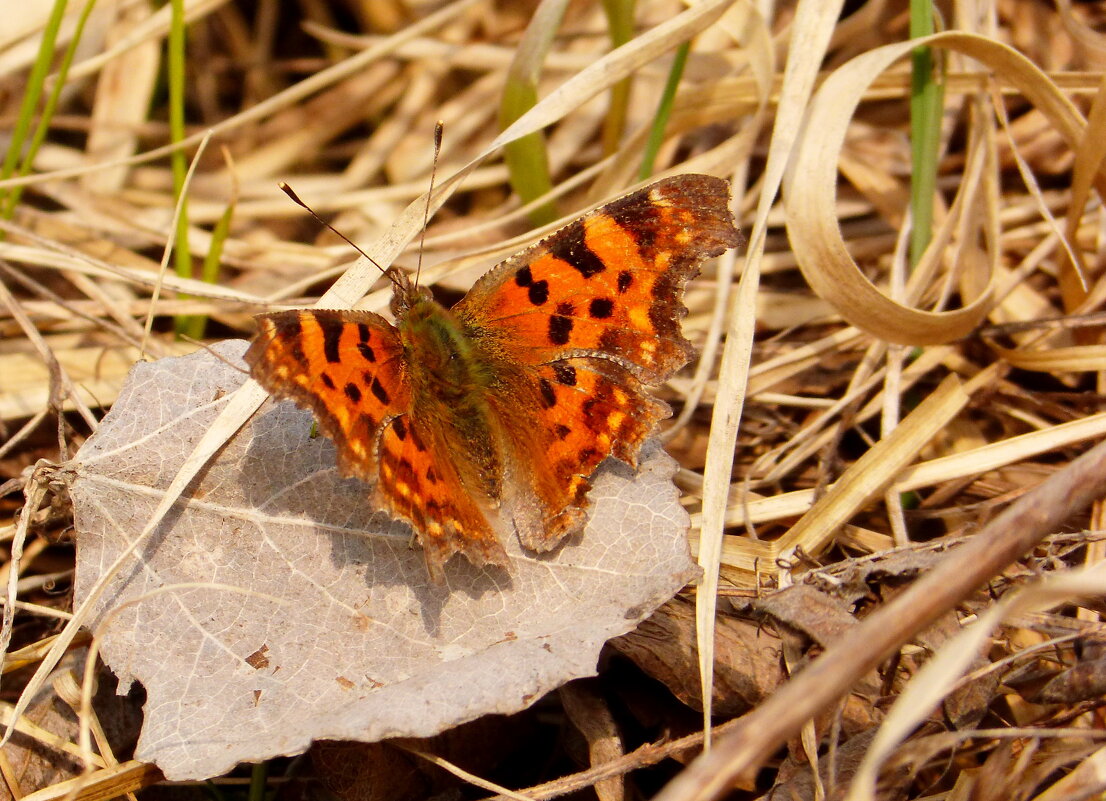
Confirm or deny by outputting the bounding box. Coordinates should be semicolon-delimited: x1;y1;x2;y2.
398;296;497;403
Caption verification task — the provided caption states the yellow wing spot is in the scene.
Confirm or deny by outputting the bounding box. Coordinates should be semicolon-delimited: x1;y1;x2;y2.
274;366;289;378
350;441;366;456
394;481;411;498
640;340;657;353
607;411;626;430
674;229;692;245
613;388;629;405
381;463;394;480
427;522;443;536
629;307;649;328
598;433;611;449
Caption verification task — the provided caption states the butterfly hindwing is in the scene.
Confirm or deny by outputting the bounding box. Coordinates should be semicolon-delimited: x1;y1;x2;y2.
374;415;508;578
491;357;670;550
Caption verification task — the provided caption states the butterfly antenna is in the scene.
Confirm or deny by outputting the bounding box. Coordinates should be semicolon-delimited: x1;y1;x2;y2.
278;182;389;280
414;121;444;290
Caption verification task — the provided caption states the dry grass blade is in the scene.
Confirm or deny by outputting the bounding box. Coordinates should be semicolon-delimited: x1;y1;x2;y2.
697;0;846;746
15;761;162;801
774;374;969;558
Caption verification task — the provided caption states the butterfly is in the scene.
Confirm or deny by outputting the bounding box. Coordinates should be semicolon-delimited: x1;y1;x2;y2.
244;174;740;579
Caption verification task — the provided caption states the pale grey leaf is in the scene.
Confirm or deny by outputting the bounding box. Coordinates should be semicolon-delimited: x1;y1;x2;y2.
69;341;697;780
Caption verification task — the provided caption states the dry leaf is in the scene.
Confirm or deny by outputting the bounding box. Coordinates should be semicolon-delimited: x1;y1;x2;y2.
609;598;783;717
67;342;698;780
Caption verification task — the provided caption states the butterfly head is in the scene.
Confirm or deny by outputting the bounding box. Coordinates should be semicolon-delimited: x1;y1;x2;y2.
387;267;434;318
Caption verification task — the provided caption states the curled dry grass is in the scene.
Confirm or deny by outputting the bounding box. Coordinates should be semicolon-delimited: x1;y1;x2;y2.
4;0;1106;799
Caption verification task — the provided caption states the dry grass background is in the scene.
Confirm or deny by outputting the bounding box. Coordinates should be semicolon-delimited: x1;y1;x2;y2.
5;0;1106;799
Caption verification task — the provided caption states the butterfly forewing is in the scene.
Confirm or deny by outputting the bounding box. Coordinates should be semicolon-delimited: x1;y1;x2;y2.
454;174;741;382
454;175;740;547
245;310;410;482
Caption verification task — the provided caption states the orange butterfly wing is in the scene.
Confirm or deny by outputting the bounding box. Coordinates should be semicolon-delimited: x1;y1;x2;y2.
454;175;741;548
454;174;740;380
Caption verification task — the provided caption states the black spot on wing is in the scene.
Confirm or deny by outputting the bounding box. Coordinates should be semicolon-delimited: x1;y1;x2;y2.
321;373;335;390
393;416;407;440
322;319;343;364
553;363;577;385
617;271;633;293
549;315;573;346
539;378;557;409
371;376;390;405
589;298;614;318
550;220;605;278
344;383;362;403
358;343;376;363
528;279;549;306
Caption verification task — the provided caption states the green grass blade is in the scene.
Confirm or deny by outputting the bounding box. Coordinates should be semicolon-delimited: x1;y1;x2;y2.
247;761;269;801
0;0;70;225
181;194;236;340
3;0;99;220
168;0;196;337
499;0;569;226
600;0;636;155
638;40;689;180
909;0;943;269
500;78;556;225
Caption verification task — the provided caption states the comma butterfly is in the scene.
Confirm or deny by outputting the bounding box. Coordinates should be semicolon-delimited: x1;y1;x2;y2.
245;174;740;579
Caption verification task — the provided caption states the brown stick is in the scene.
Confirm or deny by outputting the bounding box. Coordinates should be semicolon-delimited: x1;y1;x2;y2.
655;436;1106;801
